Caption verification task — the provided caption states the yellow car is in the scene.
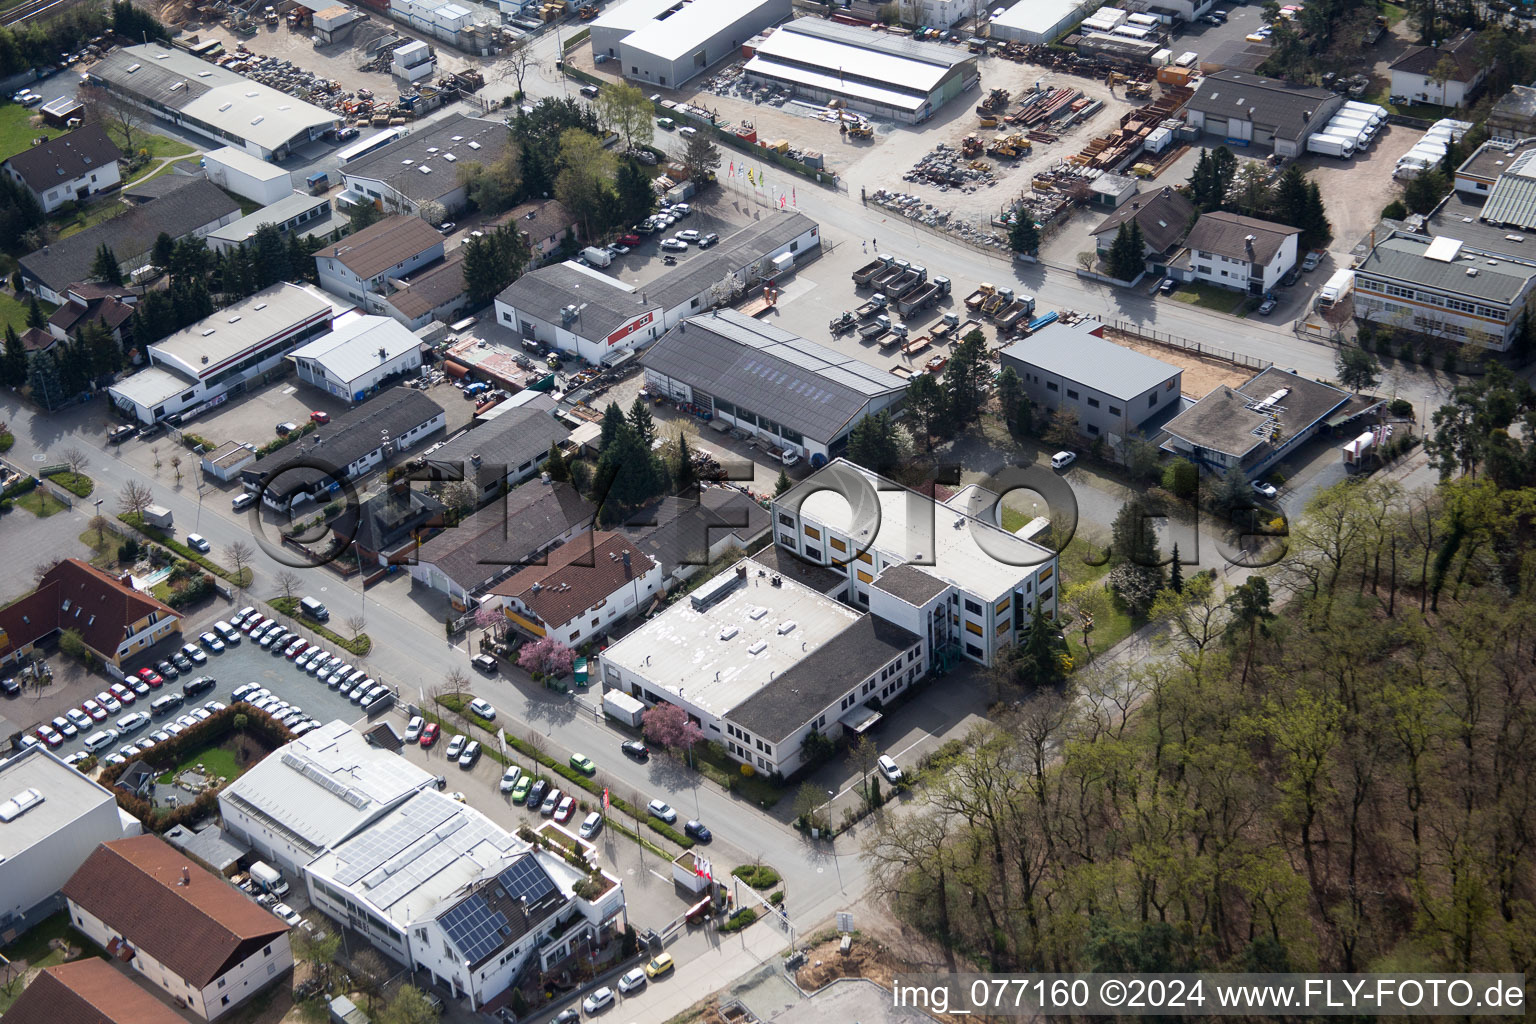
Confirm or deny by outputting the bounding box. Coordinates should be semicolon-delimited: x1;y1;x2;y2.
643;952;675;978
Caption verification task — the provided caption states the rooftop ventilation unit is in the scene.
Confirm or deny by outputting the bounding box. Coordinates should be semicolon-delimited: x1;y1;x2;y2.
718;626;739;641
747;606;768;620
748;640;768;656
777;620;797;635
690;570;743;611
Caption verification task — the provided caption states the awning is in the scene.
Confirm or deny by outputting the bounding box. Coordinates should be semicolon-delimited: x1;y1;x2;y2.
838;704;883;733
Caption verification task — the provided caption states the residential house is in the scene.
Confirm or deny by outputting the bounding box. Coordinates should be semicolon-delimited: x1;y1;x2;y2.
62;834;293;1020
621;487;772;586
495;199;577;258
1173;210;1300;295
488;531;661;646
1389;28;1484;107
1000;318;1182;440
1487;84;1536;143
329;485;446;571
46;282;137;346
376;252;470;330
314;215;445;309
0;558;181;668
1;124;122;213
1090;186;1198;272
3;958;187;1024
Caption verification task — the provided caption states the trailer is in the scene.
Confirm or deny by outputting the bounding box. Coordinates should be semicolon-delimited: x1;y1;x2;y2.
858;315;892;341
897;275;951;316
904;333;932;357
855;294;888;319
852;255;893;287
1025;311;1058;332
602;689;645;727
871;259;909;291
965;283;996;311
1342;430;1376;465
881;330;912;350
885;264;927;298
829;310;857;334
143;505;174;529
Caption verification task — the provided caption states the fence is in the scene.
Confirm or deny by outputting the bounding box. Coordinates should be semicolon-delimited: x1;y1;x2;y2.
1106;319;1273;371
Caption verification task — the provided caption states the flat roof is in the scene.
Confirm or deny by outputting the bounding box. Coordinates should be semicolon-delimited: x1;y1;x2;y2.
203;146;289;182
208;191;330;245
780;459;1056;602
108;365;192;407
220;720;435;857
743;54;925;111
150;282;334;380
618;0;787;63
341;113;511;205
993;0;1091;31
307;789;528;930
601;556;863;720
0;747;117;862
1162;368;1351;461
1426;192;1536;256
91;44;338;152
1001;319;1180;401
289;316;422;384
1357;232;1536;304
641;310;907;443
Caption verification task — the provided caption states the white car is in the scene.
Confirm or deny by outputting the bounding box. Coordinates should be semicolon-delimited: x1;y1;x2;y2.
116;712;149;734
187;533;211;553
181;643;208;665
445;734;466;760
404;716;424;743
617;966;647;994
583;987;615;1014
95;691;122;713
647;799;677;823
468;697;496;720
499;766;522;792
199;632;226;653
878;754;903;783
271;903;302;927
1050;451;1076;470
579;811;604;840
676;228;701;243
1251;480;1279;499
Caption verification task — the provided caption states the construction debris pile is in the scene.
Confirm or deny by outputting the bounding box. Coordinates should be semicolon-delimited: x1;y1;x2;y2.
1068;86;1191;170
1019;42;1162;80
868;189;1011;252
904;143;997;191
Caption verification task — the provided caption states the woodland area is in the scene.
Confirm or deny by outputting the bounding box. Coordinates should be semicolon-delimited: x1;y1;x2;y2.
866;475;1536;976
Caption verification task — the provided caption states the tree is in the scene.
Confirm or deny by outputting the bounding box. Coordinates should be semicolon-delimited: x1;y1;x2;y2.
683;132;722;185
1011;601;1067;688
517;635;576;677
169;454;182;484
775;468;791;496
458;146;522;215
62;445;89;477
25;294;45;329
555;129;618;239
847;734;879;795
81;82;147;159
845;410;905;475
375;986;439;1024
1224;574;1274;687
1336;344;1382;393
1064;581;1112;661
1106;221;1145;281
1167;541;1185;594
1428;52;1461;106
1233;159;1272;218
504;35;535;99
943;330;989;426
351;949;387;1011
615;157;655;225
596;82;654;153
117;479;154;517
1402;168;1448;215
1299;179;1332;249
1043;407;1080;448
628;395;656;447
1008;213;1040;255
226;541;253;582
348;201;382;232
1187;145;1237;212
291;928;340;991
1272;165;1310;230
345;615;367;642
545;441;570;482
793;780;829;831
642;702;704;751
904;371;948;448
275;570;302;601
151;232;175;272
0;324;26;388
442;480;478;519
1162;458;1198;500
461;223;530;305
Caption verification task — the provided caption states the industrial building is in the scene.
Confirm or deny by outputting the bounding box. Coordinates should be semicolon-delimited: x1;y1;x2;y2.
289;314;425;403
107;282;335;425
339;113;511;217
591;0;790;89
1161;367;1368;479
63;835;293;1020
1185;71;1343;159
207;191;337;253
641;310;909;465
87;44;340;160
0;747;139;933
423;397;571;501
744;18;978;123
218;720;439;877
599;555;923;776
495;212;819;364
201;147;293;205
1001;319;1182;441
772;459;1061;668
987;0;1097;45
387;0;501;55
303;788;626;1010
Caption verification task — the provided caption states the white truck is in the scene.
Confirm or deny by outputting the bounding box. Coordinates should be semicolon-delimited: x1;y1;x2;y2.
249;860;290;897
581;246;613;268
1307;133;1353;158
1316;269;1355;310
602;689;645;727
143;504;174;529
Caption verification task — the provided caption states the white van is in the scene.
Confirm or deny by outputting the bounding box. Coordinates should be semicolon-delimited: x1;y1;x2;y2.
581;246;613;268
83;728;120;752
299;596;329;622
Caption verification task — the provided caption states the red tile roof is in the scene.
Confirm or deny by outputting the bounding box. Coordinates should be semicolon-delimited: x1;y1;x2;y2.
492;531;654;629
0;559;178;662
62;835;288;988
2;959;187;1024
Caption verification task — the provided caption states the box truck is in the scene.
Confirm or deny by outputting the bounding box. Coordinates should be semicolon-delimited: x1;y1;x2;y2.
249;861;290;896
143;505;174;529
1307;134;1353;158
581;246;613;268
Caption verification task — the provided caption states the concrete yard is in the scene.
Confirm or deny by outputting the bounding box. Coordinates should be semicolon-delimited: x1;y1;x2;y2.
1297;123;1424;261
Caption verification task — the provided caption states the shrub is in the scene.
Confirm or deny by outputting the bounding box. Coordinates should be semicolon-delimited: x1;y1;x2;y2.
731;864;781;889
0;499;10;514
720;907;758;933
118;539;140;562
1389;398;1413;418
0;431;13;452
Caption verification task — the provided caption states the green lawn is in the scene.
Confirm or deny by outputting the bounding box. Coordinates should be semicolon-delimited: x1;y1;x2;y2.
124;155;202;188
78;528;121;570
0;913;97;1014
112;127;194;164
14;488;65;517
0;103;63;163
0;289;57;335
1379;2;1408;27
1169;280;1249;315
52;198;129;241
156;740;243;785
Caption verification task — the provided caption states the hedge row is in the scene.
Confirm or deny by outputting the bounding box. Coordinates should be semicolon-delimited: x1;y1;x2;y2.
119;512;254;587
433;695;695;850
0;431;13;453
2;475;37;502
267;597;372;656
41;468;94;497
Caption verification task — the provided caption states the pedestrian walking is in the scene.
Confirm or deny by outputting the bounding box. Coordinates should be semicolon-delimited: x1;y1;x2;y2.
873;237;878;249
862;240;868;252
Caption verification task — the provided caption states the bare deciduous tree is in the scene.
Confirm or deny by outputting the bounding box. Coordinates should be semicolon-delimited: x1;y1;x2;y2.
117;479;154;517
89;514;109;546
226;541;254;582
81;83;148;158
275;570;302;601
170;454;182;484
505;36;534;99
62;446;90;476
32;561;57;586
345;615;367;641
444;666;469;697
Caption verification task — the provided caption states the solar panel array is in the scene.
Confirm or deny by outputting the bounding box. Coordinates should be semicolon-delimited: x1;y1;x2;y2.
439;895;510;965
498;855;555;906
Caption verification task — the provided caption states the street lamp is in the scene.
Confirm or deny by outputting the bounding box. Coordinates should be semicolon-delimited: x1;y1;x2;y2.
824;789;835;838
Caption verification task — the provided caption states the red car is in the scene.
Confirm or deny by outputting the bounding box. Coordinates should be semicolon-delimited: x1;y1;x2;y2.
311;410;330;424
137;667;164;688
619;233;641;247
81;699;107;721
109;683;137;705
35;724;63;747
419;722;440;748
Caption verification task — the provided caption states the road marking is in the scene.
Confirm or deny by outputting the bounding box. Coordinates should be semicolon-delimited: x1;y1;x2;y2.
648;869;671;884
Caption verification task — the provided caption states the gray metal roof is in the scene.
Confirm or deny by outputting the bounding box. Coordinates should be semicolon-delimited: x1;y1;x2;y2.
1188;70;1337;140
497;263;657;340
782;17;974;71
208;192;330;246
648;213;819;310
426;404;571;483
1000;320;1180;401
1356;233;1536;304
641;310;908;443
1477;148;1536;229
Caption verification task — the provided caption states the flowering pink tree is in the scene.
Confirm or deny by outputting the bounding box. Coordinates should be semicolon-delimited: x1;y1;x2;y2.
642;703;704;751
474;605;503;638
517;636;576;677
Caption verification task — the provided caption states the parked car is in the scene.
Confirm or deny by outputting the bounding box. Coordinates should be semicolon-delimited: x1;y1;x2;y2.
1159;277;1178;295
1051;451;1077;470
180;643;207;665
1251;480;1279;499
271;903;302;926
619;233;641;246
643;952;676;978
698;232;719;248
676;229;701;243
311;410;330;425
659;238;687;252
621;740;650;761
499;766;522;792
511;774;534;803
468;697;496;719
878;754;904;783
95;691;121;713
1257;296;1278;316
404;716;424;743
683;819;712;842
526;778;549;808
445;734;466;760
137;667;164;688
582;987;615;1014
579;811;603;839
200;632;226;653
648;799;677;823
1302;251;1323;272
232;492;258;512
81;699;107;721
554;796;575;822
541;788;562;816
419;722;440;747
472;653;497;674
186;533;211;553
616;967;646;994
51;716;77;738
569;753;596;775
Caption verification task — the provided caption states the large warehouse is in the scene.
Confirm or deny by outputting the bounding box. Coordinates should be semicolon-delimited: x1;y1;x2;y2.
744;18;978;123
1185;70;1343;159
988;0;1097;46
640;309;908;464
87;44;340;160
592;0;790;89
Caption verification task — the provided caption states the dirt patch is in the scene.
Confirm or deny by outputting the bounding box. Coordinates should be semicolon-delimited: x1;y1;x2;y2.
1102;327;1253;399
794;935;968;1024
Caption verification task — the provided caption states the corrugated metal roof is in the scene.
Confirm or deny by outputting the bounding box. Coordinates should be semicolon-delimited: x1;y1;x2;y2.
1000;319;1180;401
1356;234;1536;303
1477;148;1536;229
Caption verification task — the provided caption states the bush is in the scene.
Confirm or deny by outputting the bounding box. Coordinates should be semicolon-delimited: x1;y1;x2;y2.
1389;398;1413;418
119;513;253;587
181;432;214;452
720;907;758;933
1161;458;1198;501
1381;199;1408;220
118;539;141;562
731;864;782;889
165;573;216;609
0;499;10;514
1;476;37;502
0;431;14;452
